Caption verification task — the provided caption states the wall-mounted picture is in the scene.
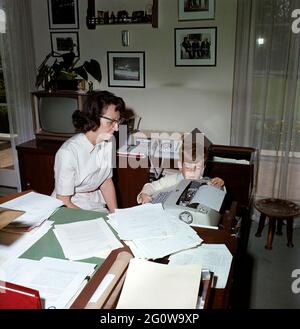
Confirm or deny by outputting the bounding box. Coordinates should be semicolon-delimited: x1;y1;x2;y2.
50;32;79;57
107;52;145;88
175;27;217;66
178;0;215;20
47;0;79;29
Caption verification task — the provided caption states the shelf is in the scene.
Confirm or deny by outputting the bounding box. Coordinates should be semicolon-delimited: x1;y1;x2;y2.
86;0;158;29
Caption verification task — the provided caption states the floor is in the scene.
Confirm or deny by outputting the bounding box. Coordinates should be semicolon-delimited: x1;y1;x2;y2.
235;220;300;309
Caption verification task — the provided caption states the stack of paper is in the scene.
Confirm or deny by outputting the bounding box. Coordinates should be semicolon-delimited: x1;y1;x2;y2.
0;257;96;309
169;244;233;289
112;203;202;259
117;143;149;158
53;218;123;260
116;258;202;309
0;192;63;230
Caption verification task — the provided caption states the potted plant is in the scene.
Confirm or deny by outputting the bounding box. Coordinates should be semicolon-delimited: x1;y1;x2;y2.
35;50;102;92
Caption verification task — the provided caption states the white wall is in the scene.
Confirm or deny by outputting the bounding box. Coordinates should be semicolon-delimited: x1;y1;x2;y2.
30;0;237;144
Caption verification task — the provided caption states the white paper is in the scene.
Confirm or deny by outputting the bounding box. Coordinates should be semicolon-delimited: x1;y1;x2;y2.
0;257;96;309
53;218;123;260
0;192;63;227
114;203;202;259
116;258;201;309
115;203;193;240
117;143;148;158
132;232;203;259
169;244;233;288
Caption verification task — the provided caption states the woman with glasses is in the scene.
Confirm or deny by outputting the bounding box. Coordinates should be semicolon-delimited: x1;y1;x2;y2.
52;90;125;213
137;142;224;204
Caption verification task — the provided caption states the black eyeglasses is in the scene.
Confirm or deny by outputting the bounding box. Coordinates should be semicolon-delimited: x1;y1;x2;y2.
100;115;125;126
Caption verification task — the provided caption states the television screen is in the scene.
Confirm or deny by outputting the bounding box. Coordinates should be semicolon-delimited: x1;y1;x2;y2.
39;96;77;134
32;91;88;141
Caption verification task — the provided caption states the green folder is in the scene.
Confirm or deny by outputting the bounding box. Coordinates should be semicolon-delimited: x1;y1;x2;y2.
21;207;111;267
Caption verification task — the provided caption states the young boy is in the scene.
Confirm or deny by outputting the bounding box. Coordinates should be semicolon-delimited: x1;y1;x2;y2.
137;143;224;204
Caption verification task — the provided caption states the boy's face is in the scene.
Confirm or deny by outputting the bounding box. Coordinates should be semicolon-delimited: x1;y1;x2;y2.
180;160;205;180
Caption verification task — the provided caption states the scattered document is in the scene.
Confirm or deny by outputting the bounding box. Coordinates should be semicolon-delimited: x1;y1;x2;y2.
0;257;96;309
53;218;123;260
116;258;202;309
115;203;192;240
0;192;63;228
117;143;149;158
114;203;202;259
132;232;203;260
169;244;233;289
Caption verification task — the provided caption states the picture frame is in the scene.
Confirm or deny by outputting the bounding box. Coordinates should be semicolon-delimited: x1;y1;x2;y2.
175;27;217;66
178;0;215;21
107;52;145;88
50;32;80;57
47;0;79;29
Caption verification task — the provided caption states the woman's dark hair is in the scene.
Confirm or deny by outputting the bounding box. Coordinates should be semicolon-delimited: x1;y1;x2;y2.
72;90;125;133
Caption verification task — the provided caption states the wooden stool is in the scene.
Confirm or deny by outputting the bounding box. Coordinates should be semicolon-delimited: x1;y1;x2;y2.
254;198;300;250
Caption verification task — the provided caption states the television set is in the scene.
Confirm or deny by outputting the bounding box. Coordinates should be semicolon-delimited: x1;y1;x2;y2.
31;90;88;141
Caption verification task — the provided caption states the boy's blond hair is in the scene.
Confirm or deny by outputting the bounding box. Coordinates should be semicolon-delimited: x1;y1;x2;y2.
179;141;207;164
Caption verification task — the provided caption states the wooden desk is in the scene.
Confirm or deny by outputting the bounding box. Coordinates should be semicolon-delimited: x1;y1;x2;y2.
0;192;237;309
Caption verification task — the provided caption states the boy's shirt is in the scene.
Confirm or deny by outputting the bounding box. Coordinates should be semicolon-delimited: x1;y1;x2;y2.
137;174;226;204
137;173;184;203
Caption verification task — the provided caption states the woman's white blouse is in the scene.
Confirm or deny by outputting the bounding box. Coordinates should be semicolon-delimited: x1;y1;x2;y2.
53;133;113;212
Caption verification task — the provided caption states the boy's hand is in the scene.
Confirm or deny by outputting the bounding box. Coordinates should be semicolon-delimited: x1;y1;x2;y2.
140;193;152;204
210;177;224;188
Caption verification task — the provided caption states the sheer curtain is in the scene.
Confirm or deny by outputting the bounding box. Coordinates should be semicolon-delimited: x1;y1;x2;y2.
231;0;300;203
0;0;36;189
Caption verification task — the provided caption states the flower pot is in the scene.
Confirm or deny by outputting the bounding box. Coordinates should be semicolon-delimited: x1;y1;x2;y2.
55;80;79;91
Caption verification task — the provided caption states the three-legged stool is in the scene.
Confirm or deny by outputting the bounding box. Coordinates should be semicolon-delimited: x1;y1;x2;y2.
254;198;300;250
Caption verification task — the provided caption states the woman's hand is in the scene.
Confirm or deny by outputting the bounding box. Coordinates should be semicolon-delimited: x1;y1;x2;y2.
210;177;224;188
140;193;152;204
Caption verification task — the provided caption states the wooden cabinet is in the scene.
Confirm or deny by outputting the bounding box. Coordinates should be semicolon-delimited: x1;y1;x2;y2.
16;139;62;195
204;145;257;209
86;0;158;29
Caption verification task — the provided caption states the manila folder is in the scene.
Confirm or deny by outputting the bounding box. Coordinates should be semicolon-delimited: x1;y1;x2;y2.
0;207;25;230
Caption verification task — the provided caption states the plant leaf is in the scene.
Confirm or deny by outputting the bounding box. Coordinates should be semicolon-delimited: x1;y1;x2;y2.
83;59;102;82
74;66;88;81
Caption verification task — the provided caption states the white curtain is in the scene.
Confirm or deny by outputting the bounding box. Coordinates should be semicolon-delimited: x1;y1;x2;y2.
0;0;36;189
232;0;300;202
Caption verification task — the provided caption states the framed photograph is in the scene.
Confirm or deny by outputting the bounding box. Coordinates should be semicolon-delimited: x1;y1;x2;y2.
175;27;217;66
47;0;79;29
178;0;215;21
107;52;145;88
50;32;80;57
